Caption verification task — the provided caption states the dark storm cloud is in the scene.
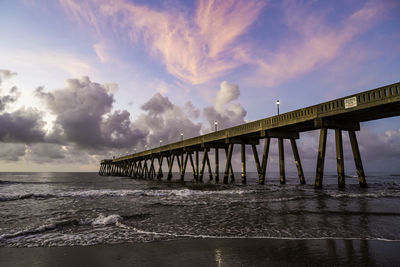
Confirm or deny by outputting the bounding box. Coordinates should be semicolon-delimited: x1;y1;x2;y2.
0;108;46;143
36;77;146;149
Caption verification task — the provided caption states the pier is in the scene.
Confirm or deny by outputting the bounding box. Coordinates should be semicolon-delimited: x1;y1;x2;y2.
99;82;400;188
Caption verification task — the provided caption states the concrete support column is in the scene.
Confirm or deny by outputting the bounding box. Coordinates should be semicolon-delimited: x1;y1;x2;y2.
181;151;184;179
241;143;246;184
260;137;270;185
251;144;261;182
348;130;367;187
206;152;213;181
199;149;207;182
335;130;345;188
181;152;189;181
290;139;305;184
315;128;328;189
157;156;164;180
224;144;234;184
278;138;286;184
189;153;196;180
195;150;199;181
132;161;136;178
176;155;181;177
167;154;174;180
215;148;219;183
225;147;235;182
149;159;155;179
143;160;149;179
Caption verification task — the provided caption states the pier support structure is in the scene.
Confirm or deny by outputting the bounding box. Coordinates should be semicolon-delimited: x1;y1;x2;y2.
98;123;367;189
313;119;366;189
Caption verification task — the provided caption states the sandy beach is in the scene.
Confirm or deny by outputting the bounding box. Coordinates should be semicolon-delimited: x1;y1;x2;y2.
1;238;399;266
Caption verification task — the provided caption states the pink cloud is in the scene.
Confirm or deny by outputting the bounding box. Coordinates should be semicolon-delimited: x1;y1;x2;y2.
59;0;265;84
93;42;108;63
57;0;397;87
244;0;397;87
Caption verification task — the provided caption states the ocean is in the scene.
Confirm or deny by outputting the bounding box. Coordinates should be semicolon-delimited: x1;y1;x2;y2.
1;172;399;248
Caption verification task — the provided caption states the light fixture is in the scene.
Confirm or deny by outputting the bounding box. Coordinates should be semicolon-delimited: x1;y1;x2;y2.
276;100;280;115
214;121;218;132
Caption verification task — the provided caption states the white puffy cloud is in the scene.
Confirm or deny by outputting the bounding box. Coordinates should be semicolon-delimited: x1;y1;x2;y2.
133;93;202;148
203;81;246;130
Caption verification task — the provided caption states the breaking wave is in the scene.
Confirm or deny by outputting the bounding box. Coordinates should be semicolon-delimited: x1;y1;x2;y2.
1;213;135;244
0;188;256;202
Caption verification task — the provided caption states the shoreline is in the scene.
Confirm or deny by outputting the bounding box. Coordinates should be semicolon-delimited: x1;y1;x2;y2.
1;238;399;266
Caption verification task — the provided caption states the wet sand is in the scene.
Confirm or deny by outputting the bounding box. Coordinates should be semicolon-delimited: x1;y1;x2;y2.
1;238;399;266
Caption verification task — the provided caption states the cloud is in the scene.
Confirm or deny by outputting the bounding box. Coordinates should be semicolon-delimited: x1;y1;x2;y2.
25;143;65;163
0;143;26;162
57;0;398;88
22;143;102;165
0;69;17;87
0;69;20;111
36;76;146;149
59;0;265;84
1;75;244;166
0;50;92;78
0;108;46;143
141;92;173;115
133;92;202;148
203;81;246;130
357;128;400;161
101;110;147;148
93;42;108;63
245;0;397;87
0;70;47;144
0;86;20;112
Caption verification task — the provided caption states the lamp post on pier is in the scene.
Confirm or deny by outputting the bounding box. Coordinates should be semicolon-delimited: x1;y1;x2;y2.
181;132;184;142
276;100;280;115
160;139;163;147
145;145;147;151
214;121;218;132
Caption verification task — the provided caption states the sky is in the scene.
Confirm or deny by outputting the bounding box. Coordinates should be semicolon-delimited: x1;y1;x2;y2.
0;0;399;173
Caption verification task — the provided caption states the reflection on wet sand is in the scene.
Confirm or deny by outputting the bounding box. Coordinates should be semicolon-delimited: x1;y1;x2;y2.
0;238;399;266
209;238;398;266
